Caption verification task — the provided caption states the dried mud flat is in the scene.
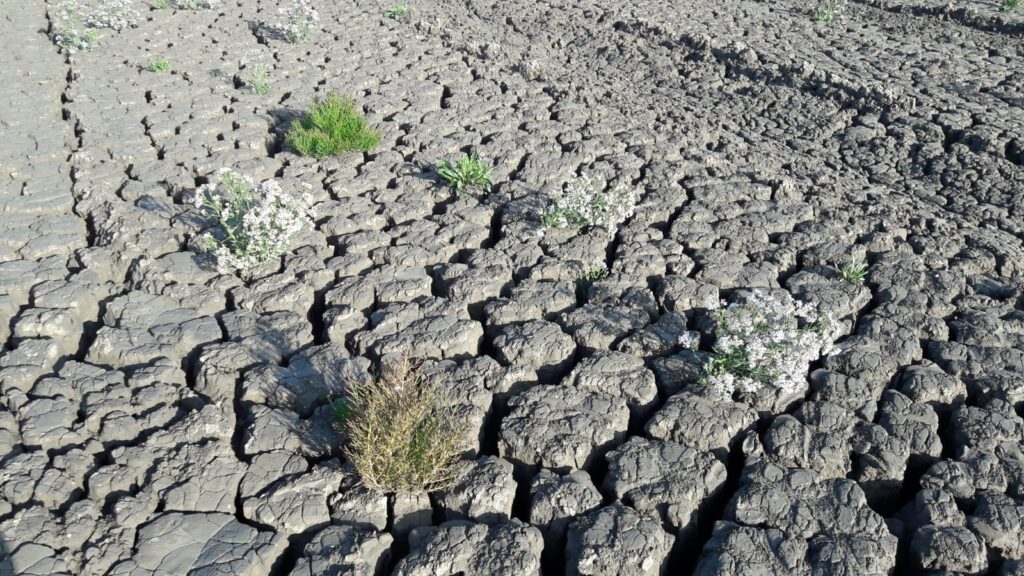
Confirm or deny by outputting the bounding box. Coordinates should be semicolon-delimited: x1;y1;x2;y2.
1;0;1023;574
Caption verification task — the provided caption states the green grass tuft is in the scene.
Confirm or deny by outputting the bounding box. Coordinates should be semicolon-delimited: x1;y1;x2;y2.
436;151;493;196
285;94;379;158
147;58;171;72
1000;0;1019;12
840;261;869;285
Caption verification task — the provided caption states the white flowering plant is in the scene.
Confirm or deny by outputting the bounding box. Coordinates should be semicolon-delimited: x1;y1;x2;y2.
702;290;836;399
277;0;319;43
193;169;315;273
171;0;219;9
541;175;639;231
86;0;139;31
53;0;100;52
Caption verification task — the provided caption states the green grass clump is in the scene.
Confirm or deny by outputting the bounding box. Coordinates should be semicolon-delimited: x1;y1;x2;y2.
385;5;408;20
147;58;171;72
335;357;465;493
840;261;869;285
153;0;169;8
285;94;379;158
1000;0;1019;12
436;152;493;196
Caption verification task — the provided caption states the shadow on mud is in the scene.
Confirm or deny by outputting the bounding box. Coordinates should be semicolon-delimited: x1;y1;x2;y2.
0;535;12;576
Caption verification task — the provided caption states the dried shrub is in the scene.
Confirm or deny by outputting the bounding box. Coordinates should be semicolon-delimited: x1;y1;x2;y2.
336;357;465;493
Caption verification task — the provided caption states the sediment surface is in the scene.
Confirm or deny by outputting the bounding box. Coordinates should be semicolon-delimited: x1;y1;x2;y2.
1;0;1022;574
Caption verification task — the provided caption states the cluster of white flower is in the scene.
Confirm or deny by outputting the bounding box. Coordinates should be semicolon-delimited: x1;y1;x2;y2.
172;0;220;8
53;0;100;53
703;290;836;399
277;0;319;43
86;0;139;31
193;169;315;273
677;331;700;351
542;175;639;231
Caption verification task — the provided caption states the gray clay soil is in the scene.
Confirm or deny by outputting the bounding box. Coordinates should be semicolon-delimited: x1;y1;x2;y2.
1;0;1023;574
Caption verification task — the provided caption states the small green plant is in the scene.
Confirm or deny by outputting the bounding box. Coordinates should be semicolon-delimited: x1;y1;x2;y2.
812;0;846;22
193;169;315;273
153;0;169;8
244;61;272;95
147;58;171;72
436;152;493;197
840;261;869;285
336;356;465;493
575;265;609;299
285;94;380;158
999;0;1019;11
385;5;408;20
542;175;639;231
579;266;609;283
53;0;100;53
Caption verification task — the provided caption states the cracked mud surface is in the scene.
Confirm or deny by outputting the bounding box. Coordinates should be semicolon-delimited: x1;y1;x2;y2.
1;0;1023;574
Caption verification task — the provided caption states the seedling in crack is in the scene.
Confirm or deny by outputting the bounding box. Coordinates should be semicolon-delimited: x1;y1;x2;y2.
336;356;465;493
385;5;409;20
436;152;493;197
575;265;609;299
840;261;869;285
147;58;171;72
286;94;380;158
